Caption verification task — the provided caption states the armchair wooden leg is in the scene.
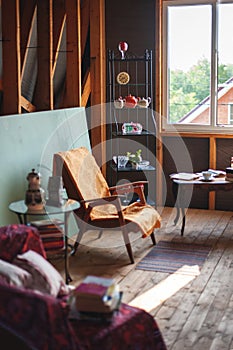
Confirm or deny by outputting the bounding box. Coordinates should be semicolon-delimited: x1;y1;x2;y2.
97;230;103;239
150;231;156;245
126;242;134;264
71;241;79;256
121;226;134;264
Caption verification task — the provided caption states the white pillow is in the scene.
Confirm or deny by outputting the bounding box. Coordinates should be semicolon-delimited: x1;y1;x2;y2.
13;250;69;297
0;258;32;288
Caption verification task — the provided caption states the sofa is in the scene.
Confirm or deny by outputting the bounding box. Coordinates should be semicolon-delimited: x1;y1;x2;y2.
0;224;167;350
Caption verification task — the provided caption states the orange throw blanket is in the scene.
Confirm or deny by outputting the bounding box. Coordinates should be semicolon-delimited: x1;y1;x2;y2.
55;147;161;238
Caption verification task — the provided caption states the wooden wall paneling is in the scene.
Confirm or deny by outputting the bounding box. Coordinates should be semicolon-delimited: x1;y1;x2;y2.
20;95;36;113
161;133;233;209
89;0;106;168
155;0;163;207
52;0;66;107
208;136;216;209
20;1;36;78
215;138;233;211
64;0;82;107
81;0;90;57
105;0;156;176
20;2;37;112
105;0;155;56
2;0;21;115
81;70;91;107
34;0;54;110
52;0;66;76
80;0;91;106
162;136;209;209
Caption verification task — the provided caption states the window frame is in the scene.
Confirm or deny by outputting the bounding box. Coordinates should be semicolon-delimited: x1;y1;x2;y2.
162;0;233;134
228;104;233;125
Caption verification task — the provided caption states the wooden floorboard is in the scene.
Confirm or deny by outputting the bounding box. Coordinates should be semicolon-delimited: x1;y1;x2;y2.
50;207;233;350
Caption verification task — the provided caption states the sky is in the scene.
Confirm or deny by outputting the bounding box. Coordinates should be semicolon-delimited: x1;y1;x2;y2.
168;3;233;71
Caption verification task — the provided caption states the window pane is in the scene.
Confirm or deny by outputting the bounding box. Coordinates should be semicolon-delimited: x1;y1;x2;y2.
167;5;211;124
217;3;233;126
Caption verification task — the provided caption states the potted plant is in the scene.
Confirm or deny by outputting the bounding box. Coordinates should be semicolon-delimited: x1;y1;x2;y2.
126;149;142;168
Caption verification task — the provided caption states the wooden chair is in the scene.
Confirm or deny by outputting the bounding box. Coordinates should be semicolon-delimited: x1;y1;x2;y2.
53;147;161;263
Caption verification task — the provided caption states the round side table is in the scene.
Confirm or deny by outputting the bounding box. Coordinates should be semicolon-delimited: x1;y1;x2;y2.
9;199;80;284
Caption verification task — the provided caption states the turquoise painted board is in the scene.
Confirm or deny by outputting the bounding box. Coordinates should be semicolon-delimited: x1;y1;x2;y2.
0;107;91;227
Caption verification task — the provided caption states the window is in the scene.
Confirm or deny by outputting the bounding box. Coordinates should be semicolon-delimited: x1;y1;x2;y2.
162;0;233;132
228;104;233;124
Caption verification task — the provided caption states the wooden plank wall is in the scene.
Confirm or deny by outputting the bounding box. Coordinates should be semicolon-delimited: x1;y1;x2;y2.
0;0;106;165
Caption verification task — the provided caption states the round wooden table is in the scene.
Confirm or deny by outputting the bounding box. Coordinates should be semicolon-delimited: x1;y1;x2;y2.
171;177;233;235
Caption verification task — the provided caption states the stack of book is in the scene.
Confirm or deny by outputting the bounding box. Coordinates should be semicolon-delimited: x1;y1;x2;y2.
225;167;233;182
68;275;122;322
170;172;200;181
30;218;64;252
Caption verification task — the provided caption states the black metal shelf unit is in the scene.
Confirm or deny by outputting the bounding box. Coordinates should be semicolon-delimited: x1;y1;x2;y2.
107;48;157;206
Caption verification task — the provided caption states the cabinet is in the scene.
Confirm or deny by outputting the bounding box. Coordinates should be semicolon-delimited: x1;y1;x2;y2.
107;48;157;206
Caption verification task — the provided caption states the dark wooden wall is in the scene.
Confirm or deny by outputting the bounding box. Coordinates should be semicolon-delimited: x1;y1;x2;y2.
163;136;233;211
216;138;233;210
163;137;210;209
105;0;155;72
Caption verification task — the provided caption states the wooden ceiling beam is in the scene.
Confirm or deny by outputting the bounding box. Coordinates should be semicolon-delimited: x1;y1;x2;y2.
81;69;91;107
52;14;66;78
2;0;21;115
0;0;105;132
89;0;106;167
53;0;66;75
34;0;54;110
63;0;82;107
81;0;90;57
20;0;37;74
21;96;36;113
21;6;37;83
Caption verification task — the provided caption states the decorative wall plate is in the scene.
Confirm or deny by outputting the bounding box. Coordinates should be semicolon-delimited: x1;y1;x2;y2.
116;71;130;85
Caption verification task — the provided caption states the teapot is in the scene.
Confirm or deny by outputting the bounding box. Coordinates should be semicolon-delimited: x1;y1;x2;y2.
123;94;138;108
114;96;124;109
137;97;151;108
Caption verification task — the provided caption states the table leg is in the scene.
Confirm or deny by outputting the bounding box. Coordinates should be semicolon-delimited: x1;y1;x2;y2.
172;182;180;225
172;182;186;236
64;212;72;284
17;213;23;224
180;207;185;236
17;213;28;225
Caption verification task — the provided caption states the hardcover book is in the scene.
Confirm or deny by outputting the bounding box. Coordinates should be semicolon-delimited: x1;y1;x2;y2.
70;275;122;314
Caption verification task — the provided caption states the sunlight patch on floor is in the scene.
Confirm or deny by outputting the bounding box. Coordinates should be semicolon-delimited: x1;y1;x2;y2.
129;267;196;312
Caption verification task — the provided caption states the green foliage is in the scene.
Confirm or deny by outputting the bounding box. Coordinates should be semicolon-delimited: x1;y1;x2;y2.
126;149;142;164
169;88;197;123
169;58;233;122
218;63;233;84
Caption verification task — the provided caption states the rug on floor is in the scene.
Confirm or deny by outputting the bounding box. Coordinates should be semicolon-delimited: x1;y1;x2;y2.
136;240;212;276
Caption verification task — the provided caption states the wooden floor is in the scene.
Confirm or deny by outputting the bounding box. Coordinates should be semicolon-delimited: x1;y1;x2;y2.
51;207;233;350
